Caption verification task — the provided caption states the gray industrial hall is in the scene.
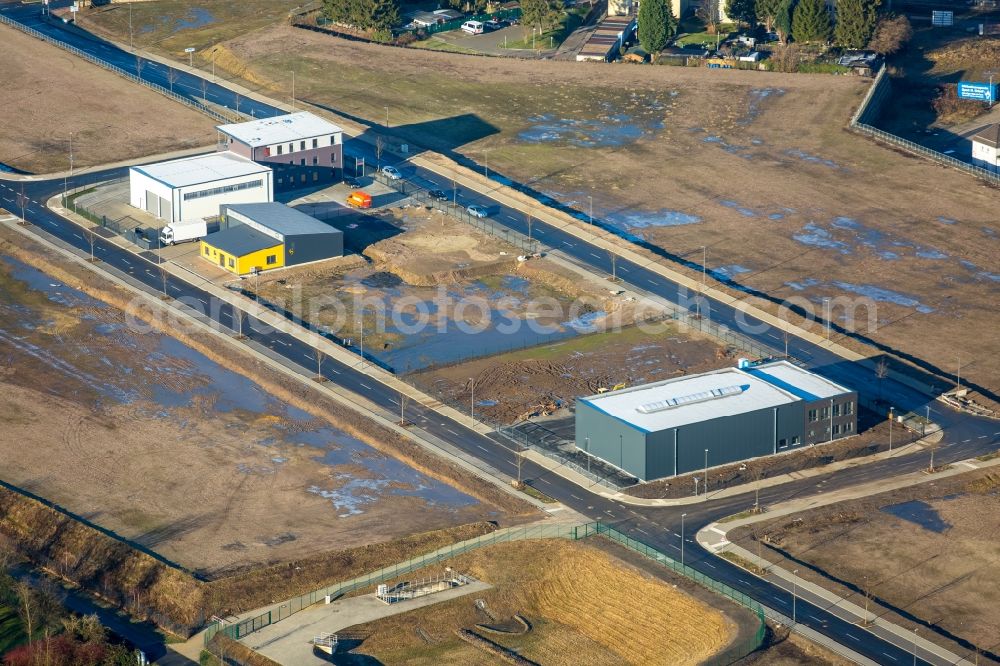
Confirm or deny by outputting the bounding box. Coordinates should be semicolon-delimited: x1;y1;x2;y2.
220;202;344;268
574;360;858;482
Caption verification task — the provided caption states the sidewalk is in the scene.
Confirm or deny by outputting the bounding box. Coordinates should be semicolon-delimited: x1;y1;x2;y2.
522;424;943;507
697;454;1000;666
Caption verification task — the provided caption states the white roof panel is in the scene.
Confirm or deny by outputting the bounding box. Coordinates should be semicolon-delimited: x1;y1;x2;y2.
216;112;344;148
580;367;799;433
132;152;269;189
743;360;851;401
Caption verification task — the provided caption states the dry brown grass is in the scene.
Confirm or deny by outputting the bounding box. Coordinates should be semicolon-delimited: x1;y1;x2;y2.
0;483;499;637
346;539;734;665
0;24;215;173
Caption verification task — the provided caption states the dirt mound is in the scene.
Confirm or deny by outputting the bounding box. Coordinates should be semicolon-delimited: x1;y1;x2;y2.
203;43;275;89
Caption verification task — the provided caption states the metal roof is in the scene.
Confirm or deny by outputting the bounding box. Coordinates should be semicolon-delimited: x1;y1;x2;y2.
202;225;280;257
744;360;849;401
131;152;269;189
972;123;1000;149
223;202;342;238
216;112;344;148
579;361;850;433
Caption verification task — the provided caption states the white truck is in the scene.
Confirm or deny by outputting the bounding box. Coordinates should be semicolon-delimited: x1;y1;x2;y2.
159;220;207;246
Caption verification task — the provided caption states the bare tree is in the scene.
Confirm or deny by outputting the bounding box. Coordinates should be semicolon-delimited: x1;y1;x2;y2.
695;0;721;35
201;77;208;103
927;439;940;473
87;227;100;263
135;55;145;79
17;184;27;222
375;135;385;169
875;357;889;403
167;66;179;94
608;250;618;281
15;582;35;642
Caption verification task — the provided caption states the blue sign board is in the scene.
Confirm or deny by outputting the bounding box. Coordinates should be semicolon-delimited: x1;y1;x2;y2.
957;81;997;102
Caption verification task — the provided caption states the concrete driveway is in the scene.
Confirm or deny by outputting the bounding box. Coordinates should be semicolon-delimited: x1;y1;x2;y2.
435;24;555;56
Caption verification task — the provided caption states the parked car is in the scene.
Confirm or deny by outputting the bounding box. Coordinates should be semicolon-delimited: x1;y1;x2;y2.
429;189;449;201
467;204;488;218
381;165;402;180
484;20;503;31
344;177;362;188
461;20;485;34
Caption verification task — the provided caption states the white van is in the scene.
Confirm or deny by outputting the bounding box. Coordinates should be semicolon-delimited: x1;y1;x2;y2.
461;20;484;34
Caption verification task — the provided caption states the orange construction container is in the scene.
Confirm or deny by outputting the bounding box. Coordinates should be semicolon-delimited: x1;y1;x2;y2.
346;191;372;209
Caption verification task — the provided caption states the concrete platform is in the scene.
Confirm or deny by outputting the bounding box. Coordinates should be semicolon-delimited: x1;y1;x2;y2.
244;580;491;665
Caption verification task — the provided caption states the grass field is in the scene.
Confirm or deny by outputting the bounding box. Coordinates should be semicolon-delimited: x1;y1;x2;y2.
343;539;735;665
0;604;26;655
731;470;1000;661
0;24;215;173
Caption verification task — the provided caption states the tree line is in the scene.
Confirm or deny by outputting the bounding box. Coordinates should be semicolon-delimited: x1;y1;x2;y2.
727;0;911;51
637;0;912;55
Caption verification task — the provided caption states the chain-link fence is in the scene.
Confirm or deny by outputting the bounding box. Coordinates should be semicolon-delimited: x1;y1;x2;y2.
206;521;768;665
850;67;1000;187
0;14;238;124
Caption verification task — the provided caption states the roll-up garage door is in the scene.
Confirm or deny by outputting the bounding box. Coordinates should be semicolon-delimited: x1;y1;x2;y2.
160;196;172;222
144;190;157;215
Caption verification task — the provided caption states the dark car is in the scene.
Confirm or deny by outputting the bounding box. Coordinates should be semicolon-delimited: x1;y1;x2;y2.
428;189;449;201
344;177;362;188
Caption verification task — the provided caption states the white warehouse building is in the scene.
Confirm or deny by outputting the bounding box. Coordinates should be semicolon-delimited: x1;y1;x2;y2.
129;152;273;223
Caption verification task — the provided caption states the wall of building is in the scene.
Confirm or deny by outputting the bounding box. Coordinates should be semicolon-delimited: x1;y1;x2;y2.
175;172;273;222
575;400;648;478
972;141;998;172
128;169;174;222
223;133;344;190
284;231;343;267
199;240;284;275
802;392;858;445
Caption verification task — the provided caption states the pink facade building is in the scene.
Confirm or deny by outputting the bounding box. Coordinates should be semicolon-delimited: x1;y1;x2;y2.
216;112;344;191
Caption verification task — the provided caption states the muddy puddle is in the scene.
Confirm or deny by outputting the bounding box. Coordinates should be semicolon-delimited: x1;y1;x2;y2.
283;267;609;373
0;256;479;518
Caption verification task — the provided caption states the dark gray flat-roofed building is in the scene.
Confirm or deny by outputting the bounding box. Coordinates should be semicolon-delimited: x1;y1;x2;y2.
221;202;343;268
574;360;857;482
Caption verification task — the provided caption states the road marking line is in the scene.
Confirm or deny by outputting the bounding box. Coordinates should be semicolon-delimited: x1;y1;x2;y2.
882;653;898;662
359;382;373;391
636;528;649;536
978;435;988;439
703;561;716;569
589;252;601;259
962;438;971;443
445;428;459;436
571;494;583;500
477;445;489;453
275;339;290;346
845;633;861;642
647;279;657;286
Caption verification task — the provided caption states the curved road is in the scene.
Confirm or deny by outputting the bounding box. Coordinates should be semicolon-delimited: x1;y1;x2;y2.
2;5;998;664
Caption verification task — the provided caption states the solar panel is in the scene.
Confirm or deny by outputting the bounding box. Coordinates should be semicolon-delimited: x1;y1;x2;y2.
636;384;747;414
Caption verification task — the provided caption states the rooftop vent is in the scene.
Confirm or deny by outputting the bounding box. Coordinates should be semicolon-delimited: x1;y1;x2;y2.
636;384;748;414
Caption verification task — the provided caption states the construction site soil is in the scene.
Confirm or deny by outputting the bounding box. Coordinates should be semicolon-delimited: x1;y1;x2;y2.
252;205;643;373
730;467;1000;663
0;24;215;174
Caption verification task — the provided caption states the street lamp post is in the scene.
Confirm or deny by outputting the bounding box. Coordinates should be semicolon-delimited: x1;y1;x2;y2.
619;434;623;469
484;149;490;180
469;377;475;426
681;513;687;566
588;195;593;225
823;297;832;338
792;570;799;623
912;628;918;666
585;436;590;475
889;406;895;453
385;106;389;128
704;448;709;498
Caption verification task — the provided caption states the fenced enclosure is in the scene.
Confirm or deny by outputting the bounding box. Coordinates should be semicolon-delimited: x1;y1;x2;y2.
204;521;768;665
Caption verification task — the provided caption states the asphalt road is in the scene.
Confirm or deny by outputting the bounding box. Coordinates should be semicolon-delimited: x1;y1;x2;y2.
2;5;999;664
